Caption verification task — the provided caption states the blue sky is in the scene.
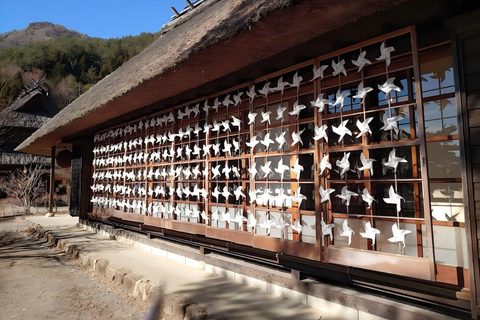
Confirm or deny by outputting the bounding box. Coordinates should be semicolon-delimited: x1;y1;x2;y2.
0;0;189;38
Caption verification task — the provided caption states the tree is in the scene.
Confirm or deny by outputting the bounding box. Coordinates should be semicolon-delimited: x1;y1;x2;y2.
0;164;45;214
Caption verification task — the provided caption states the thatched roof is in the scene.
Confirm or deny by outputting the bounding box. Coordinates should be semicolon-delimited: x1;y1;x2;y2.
0;87;58;129
17;0;408;156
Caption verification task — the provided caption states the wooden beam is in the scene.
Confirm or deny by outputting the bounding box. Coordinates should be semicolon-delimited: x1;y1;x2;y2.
49;146;55;213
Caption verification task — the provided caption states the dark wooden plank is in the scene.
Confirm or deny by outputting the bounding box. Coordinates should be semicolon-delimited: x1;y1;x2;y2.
475;201;480;220
474;183;480;202
467;89;480;110
474;164;480;182
462;36;480;58
465;54;480;75
469;109;480;127
471;128;480;145
471;147;480;164
80;138;94;220
465;72;480;92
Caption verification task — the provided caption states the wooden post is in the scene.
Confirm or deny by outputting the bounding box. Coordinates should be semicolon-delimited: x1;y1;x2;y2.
49;146;56;213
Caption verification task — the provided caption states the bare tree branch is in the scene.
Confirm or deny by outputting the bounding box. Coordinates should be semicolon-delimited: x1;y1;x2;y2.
0;164;45;214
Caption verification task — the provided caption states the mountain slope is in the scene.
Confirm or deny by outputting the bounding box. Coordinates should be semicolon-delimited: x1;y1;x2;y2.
0;22;89;51
0;23;160;109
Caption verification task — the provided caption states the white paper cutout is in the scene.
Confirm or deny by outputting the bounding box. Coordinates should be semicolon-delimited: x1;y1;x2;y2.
193;144;202;158
234;186;246;200
291;158;304;180
291;219;303;234
353;82;373;102
259;82;271;98
202;144;211;156
291;128;305;146
312;64;328;80
232;139;240;154
388;223;411;248
260;188;272;206
292;186;307;207
332;89;351;110
376;42;395;67
248;190;258;204
340;220;355;246
246;135;259;149
212;165;221;179
246;86;256;103
212;97;221;112
275;132;287;150
261;110;272;125
314;124;329;142
383;148;408;173
222;165;231;179
274;159;290;179
260;161;273;178
332;120;352;142
260;132;274;150
177;108;188;120
378;77;401;97
336;186;358;206
275;76;289;95
355;117;373;138
319;185;335;203
358;153;375;175
319;154;332;176
259;216;276;235
311;93;331;113
352;51;372;72
211;208;219;222
233;92;243;106
288;100;306;119
380;113;402;135
223;94;233;108
223;140;232;156
201;211;210;223
360;222;380;246
290;72;303;91
221;211;230;223
361;188;376;209
332;59;347;77
246;214;257;228
275;188;289;207
212;120;221;133
231;116;242;129
222;186;231;200
221;120;231;133
276;104;287;121
383;185;404;214
232;212;247;225
321;220;335;241
247;112;257;125
212;143;221;156
248;163;258;178
203;123;212;134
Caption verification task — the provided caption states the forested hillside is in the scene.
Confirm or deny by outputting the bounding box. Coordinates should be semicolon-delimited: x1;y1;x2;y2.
0;23;160;109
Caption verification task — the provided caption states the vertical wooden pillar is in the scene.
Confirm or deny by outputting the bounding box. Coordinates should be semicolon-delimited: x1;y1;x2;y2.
80;138;94;220
446;10;480;319
49;146;56;213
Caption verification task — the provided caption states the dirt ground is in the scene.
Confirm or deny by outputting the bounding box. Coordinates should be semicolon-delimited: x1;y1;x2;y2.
0;201;69;218
0;220;148;320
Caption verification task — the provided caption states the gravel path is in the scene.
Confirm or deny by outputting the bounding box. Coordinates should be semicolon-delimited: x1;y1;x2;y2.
0;225;147;320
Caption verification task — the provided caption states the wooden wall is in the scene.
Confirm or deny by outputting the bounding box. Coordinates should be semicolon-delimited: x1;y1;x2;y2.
449;9;480;318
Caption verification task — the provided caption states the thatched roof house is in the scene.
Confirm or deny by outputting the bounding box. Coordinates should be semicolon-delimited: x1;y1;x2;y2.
1;83;58;171
17;0;414;156
14;0;480;318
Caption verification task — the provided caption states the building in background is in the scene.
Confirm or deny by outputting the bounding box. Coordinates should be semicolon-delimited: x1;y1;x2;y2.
15;0;480;318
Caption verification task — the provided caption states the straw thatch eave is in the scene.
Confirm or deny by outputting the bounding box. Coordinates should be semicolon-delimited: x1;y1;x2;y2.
17;0;408;156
